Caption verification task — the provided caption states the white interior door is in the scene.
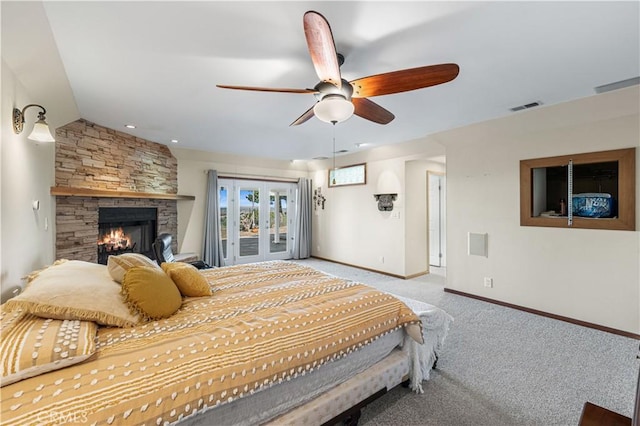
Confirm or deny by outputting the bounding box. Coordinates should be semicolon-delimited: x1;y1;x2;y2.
428;173;446;267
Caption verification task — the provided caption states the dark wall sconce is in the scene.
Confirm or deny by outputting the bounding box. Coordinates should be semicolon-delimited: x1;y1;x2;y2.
12;104;55;142
313;187;326;210
374;193;397;211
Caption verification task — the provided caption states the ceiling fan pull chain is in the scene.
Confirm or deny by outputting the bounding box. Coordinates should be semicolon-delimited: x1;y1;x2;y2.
332;121;337;185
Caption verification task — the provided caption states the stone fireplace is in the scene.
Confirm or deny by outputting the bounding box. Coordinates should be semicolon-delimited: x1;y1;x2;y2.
53;119;182;263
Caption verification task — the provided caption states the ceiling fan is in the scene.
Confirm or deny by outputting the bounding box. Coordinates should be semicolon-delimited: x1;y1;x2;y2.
217;11;459;126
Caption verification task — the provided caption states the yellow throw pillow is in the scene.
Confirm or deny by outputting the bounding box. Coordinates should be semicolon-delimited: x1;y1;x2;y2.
0;309;98;387
107;253;160;284
160;261;190;274
121;266;182;321
5;260;139;327
164;263;212;297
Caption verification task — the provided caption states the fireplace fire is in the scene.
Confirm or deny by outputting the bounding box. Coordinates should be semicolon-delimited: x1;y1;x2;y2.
97;207;157;265
98;227;135;255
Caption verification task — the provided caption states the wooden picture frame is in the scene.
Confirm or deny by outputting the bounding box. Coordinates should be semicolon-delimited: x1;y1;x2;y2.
328;163;366;187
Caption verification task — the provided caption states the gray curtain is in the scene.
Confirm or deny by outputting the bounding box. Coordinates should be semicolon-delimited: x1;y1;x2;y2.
202;170;226;267
293;177;312;259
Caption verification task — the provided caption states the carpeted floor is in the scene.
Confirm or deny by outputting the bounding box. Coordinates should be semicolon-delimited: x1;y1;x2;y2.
295;258;639;426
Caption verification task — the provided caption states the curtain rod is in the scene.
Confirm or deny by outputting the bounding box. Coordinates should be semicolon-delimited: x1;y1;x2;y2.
206;170;300;183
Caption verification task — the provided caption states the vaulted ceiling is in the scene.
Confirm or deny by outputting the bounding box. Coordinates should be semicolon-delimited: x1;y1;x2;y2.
3;1;639;161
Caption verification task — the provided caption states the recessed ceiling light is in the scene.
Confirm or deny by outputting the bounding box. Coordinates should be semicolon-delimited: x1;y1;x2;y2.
170;139;178;143
124;124;136;129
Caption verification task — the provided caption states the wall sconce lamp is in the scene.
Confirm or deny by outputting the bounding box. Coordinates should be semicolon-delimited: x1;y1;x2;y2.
374;193;397;211
313;187;326;210
12;104;55;142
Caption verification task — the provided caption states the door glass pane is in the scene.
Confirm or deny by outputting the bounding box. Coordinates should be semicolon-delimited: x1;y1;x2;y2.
239;187;260;257
219;185;228;258
269;189;288;254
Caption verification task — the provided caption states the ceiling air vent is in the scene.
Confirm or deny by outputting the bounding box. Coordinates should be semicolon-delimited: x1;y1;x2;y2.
594;76;640;94
334;149;349;154
312;156;329;160
510;101;542;112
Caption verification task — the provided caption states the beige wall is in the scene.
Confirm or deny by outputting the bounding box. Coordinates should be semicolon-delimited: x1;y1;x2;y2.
311;157;407;275
1;2;80;296
1;61;56;293
441;86;640;334
170;147;309;256
307;142;446;277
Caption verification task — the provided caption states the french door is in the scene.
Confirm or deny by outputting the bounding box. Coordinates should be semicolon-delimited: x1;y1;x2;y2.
218;179;297;265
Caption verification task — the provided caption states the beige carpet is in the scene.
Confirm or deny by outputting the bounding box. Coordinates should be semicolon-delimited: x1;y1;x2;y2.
294;258;638;426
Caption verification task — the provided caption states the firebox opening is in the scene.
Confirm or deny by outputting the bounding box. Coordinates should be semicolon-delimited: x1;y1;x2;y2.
97;207;157;265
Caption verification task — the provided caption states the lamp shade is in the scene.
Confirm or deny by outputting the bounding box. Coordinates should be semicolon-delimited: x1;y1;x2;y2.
313;95;354;123
28;119;55;142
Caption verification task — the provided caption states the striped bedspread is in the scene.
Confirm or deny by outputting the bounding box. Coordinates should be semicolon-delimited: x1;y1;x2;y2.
1;261;421;425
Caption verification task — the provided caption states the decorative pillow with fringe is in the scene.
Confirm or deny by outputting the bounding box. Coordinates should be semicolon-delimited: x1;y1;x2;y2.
107;253;160;284
161;262;212;297
4;260;139;327
121;266;182;322
0;307;97;387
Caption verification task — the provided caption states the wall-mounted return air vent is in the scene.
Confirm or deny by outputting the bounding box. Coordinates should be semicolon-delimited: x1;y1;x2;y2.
510;101;542;112
594;76;639;94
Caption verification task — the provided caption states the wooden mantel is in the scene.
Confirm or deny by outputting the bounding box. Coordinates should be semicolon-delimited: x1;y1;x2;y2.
50;186;195;200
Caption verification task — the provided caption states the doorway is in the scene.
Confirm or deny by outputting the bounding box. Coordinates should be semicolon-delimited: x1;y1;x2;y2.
428;172;446;268
218;179;297;265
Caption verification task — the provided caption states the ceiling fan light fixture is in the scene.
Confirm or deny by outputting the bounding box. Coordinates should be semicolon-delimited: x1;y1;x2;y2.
313;95;354;124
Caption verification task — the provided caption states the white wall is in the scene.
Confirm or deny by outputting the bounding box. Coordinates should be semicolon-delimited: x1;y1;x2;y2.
311;157;407;275
1;1;80;296
1;61;56;293
442;86;640;334
170;147;309;256
307;140;446;277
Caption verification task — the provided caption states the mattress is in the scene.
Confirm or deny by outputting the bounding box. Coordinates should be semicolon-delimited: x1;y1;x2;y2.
179;295;452;425
178;327;405;425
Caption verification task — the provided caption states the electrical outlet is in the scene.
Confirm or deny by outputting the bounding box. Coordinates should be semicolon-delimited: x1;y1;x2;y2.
483;277;493;288
380;256;385;264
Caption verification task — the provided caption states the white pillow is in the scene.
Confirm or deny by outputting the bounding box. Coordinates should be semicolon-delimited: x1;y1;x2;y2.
4;260;139;327
107;253;160;283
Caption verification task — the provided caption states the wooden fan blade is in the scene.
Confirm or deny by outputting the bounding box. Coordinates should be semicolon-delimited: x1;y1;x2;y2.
216;84;316;94
352;98;395;125
290;105;316;126
350;63;459;98
303;11;341;88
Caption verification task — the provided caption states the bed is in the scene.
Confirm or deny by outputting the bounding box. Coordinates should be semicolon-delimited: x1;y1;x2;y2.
1;258;452;425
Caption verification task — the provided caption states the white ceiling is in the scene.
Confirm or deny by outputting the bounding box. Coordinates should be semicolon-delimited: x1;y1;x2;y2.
14;2;640;160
